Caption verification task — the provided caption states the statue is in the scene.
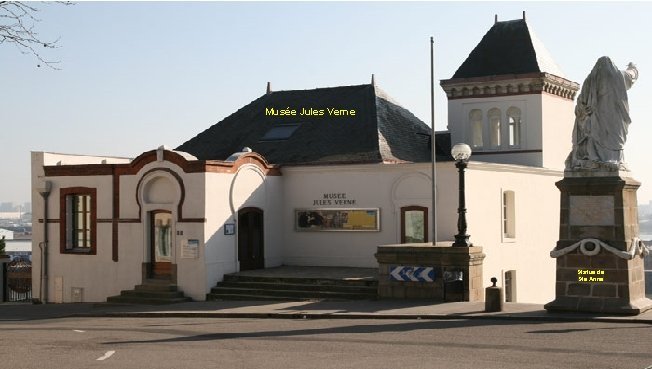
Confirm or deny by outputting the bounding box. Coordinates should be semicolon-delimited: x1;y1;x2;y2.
565;57;638;171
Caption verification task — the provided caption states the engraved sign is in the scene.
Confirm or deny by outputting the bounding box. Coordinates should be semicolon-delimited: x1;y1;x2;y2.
569;196;614;226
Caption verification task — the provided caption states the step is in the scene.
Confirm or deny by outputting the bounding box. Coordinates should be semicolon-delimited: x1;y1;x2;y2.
119;290;186;299
206;293;311;302
223;274;377;287
209;286;375;300
106;295;192;305
143;278;176;285
135;284;179;292
216;281;376;294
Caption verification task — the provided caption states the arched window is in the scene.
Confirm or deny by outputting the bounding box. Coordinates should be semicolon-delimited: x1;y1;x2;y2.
488;108;501;148
469;109;483;149
507;107;522;147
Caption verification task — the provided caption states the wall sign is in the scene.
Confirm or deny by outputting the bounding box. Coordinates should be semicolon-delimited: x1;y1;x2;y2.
181;239;199;258
312;193;356;206
389;266;435;282
224;223;236;235
295;208;380;232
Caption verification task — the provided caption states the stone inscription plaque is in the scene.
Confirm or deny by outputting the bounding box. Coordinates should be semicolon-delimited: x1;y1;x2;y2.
569;196;614;226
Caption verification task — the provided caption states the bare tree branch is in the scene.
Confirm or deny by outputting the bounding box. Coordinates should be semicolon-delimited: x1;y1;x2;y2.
0;1;72;69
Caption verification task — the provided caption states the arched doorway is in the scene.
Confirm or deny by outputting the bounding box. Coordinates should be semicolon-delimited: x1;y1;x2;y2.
238;207;264;270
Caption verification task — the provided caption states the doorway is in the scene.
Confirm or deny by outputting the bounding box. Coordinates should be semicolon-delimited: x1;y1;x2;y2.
150;210;172;279
238;207;264;270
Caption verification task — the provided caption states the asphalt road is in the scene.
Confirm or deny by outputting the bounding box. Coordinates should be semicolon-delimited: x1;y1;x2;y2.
2;317;651;369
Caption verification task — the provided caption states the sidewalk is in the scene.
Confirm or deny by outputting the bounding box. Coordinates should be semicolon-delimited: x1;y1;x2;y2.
2;299;652;323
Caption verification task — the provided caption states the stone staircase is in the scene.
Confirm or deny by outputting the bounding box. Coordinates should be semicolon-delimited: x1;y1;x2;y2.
207;273;378;301
106;279;192;304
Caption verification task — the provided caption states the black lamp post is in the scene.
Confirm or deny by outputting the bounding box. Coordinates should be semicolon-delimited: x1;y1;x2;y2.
451;143;472;247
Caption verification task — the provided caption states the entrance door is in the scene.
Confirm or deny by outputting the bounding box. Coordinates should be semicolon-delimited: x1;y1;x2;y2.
150;210;172;279
400;206;428;243
238;207;264;270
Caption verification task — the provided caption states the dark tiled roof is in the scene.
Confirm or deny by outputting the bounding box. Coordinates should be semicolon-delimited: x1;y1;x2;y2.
177;84;444;165
452;19;564;79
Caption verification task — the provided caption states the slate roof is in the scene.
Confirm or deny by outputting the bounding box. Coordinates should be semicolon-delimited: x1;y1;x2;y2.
452;19;565;79
177;84;452;165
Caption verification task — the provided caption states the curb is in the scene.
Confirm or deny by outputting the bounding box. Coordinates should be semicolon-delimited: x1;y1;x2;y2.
69;311;652;324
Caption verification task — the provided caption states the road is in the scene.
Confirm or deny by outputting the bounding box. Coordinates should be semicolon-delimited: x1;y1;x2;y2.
1;317;651;369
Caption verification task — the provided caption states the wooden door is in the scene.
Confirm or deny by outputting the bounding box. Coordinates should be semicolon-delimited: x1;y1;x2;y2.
238;207;264;270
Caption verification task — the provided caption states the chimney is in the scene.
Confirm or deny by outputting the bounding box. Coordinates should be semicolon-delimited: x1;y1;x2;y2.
266;81;272;95
371;74;376;86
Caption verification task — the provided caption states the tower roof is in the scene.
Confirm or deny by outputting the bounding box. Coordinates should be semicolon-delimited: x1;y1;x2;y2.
452;19;565;79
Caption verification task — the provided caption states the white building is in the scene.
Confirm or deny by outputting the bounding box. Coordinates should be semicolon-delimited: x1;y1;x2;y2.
31;17;579;304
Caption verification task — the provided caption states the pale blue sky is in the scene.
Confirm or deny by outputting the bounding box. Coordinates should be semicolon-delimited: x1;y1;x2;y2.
2;2;652;205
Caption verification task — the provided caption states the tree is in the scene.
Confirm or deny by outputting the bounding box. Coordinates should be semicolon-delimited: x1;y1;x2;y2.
0;1;71;69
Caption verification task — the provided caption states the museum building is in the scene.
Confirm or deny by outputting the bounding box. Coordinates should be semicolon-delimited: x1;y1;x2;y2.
31;17;579;303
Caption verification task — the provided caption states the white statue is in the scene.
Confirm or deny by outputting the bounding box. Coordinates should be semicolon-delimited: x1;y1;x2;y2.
565;57;638;171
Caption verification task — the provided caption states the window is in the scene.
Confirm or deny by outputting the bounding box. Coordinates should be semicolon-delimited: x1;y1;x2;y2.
400;206;428;243
488;108;501;148
60;187;97;254
260;124;300;141
507;107;522;147
502;190;516;240
469;110;483;149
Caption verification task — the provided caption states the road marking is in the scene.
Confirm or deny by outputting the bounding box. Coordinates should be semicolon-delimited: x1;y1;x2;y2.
73;330;85;333
96;351;115;361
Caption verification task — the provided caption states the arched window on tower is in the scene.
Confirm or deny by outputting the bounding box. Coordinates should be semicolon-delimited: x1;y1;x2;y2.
488;108;501;148
469;109;483;149
507;107;522;148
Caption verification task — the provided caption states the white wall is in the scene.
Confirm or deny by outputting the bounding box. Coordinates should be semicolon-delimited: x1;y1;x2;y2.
447;92;574;171
31;151;209;302
281;163;456;267
542;93;575;169
465;161;562;303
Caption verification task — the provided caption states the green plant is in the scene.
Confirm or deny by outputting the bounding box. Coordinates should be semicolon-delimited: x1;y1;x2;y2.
0;235;5;254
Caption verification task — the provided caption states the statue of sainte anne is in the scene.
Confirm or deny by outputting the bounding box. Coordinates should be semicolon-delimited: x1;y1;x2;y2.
566;56;638;171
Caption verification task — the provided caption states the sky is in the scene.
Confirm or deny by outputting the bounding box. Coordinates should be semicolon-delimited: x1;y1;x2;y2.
2;1;652;205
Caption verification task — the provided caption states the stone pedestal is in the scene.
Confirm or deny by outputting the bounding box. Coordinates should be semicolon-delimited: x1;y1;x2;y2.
545;174;652;315
375;243;485;301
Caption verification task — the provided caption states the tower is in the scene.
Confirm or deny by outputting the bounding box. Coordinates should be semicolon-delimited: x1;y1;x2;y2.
440;17;579;169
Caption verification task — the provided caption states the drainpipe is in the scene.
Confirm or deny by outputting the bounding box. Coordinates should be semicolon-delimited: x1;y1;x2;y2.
37;181;51;303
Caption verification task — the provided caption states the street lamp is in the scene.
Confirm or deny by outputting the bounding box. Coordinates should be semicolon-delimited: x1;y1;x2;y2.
451;143;472;247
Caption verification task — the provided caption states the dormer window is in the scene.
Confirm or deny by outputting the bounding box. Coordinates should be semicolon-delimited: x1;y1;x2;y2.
260;124;300;141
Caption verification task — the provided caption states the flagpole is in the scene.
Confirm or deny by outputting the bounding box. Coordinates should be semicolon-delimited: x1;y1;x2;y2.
430;36;437;246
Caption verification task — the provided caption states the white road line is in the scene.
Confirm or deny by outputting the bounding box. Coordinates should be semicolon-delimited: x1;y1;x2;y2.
96;351;116;361
73;330;85;333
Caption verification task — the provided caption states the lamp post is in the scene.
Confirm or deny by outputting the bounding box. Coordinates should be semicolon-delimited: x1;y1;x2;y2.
451;143;472;247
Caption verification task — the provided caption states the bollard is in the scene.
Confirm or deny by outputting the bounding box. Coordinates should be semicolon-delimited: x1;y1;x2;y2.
484;277;504;312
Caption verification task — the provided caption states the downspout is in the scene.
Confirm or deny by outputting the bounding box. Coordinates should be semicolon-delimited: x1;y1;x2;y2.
38;181;51;303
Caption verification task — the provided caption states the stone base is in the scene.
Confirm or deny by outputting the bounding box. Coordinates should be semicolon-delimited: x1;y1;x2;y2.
545;297;652;315
375;243;485;301
546;174;650;315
